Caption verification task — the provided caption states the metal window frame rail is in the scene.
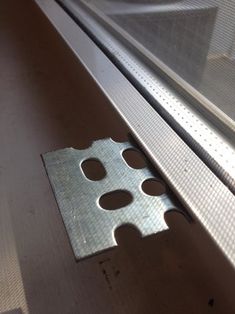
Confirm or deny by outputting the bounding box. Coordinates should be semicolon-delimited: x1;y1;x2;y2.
35;0;235;267
58;0;235;195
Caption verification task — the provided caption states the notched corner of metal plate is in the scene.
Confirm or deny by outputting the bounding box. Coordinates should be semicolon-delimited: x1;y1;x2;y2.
42;138;181;260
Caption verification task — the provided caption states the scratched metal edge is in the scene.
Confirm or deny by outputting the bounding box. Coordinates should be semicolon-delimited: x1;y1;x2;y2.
41;151;82;260
35;0;235;267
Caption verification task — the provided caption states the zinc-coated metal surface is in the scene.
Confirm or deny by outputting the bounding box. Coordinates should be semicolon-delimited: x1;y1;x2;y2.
35;0;235;267
43;139;177;259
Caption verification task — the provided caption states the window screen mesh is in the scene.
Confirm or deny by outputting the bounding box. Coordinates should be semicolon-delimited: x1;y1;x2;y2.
62;0;235;122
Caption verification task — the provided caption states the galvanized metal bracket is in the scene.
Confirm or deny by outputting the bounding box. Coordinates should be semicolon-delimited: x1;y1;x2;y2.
43;138;181;260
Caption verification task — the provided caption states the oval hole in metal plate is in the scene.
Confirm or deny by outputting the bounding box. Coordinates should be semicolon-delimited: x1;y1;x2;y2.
141;179;166;196
81;158;106;181
99;190;133;210
122;148;146;169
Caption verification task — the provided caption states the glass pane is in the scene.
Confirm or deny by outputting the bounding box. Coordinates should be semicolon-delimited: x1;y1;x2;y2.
64;0;235;122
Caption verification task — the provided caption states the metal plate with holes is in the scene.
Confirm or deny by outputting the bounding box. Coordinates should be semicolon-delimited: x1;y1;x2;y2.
43;139;178;259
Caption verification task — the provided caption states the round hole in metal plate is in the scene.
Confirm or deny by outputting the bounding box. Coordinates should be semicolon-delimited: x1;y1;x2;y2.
141;179;165;196
99;190;133;210
81;158;106;181
122;149;146;169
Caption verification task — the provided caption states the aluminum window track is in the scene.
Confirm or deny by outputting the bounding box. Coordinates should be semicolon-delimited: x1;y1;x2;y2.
35;0;235;267
59;0;235;194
